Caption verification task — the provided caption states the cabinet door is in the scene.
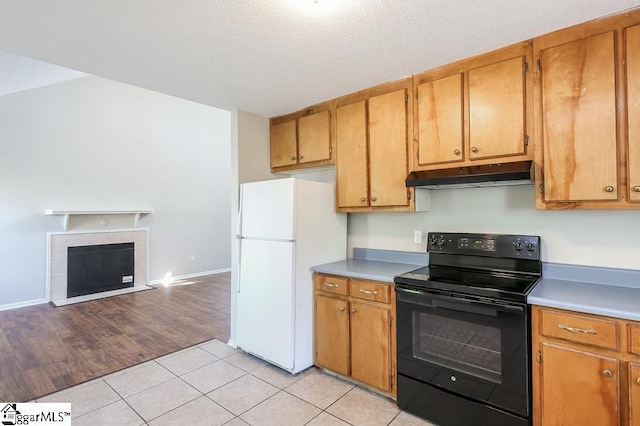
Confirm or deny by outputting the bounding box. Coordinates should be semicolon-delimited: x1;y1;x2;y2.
631;363;640;426
627;25;640;202
350;301;391;392
270;120;297;168
298;110;331;165
541;343;619;426
469;56;526;159
315;294;349;376
369;89;410;208
416;74;464;165
336;101;369;208
540;32;618;201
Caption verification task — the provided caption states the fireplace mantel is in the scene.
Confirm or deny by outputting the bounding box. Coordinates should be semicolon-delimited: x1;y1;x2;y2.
44;209;153;231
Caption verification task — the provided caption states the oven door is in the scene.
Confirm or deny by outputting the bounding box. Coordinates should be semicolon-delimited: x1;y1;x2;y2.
396;286;530;417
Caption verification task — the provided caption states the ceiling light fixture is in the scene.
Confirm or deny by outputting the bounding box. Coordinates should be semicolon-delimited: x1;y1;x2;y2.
293;0;342;17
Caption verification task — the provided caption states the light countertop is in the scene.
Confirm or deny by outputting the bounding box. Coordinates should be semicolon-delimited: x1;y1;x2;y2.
528;263;640;321
311;248;428;283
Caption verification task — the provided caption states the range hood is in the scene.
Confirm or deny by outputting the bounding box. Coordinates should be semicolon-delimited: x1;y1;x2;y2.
405;161;534;189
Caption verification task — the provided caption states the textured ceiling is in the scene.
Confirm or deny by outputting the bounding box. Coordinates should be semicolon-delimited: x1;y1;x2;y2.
0;51;87;97
0;0;638;117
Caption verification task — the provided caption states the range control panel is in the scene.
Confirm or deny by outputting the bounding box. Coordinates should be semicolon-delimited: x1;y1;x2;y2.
427;232;540;260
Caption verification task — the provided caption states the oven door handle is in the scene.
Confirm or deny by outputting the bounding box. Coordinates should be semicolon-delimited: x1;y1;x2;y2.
395;287;525;312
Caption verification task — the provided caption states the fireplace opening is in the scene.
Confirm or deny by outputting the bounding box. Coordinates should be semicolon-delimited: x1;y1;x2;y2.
67;243;135;298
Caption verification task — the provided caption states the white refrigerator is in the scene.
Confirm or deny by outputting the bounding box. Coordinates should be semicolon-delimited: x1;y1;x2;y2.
236;177;347;373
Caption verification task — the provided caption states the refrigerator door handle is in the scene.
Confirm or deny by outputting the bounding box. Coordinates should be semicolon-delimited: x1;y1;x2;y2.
236;235;242;293
236;184;245;293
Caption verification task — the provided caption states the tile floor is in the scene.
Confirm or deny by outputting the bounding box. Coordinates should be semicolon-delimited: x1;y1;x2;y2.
35;339;434;425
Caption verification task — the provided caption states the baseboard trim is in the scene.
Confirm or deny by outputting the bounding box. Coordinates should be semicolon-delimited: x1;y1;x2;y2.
148;268;231;285
0;298;48;312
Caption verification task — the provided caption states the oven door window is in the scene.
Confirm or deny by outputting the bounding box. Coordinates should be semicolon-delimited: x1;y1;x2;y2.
413;311;503;383
396;289;528;417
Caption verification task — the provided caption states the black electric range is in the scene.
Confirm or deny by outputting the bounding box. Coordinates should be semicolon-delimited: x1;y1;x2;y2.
394;232;542;426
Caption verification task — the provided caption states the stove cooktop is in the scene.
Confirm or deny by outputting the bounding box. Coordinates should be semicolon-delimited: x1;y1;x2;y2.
395;232;543;303
395;265;540;303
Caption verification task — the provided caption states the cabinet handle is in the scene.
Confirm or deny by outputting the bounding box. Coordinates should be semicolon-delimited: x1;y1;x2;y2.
636;377;640;385
371;197;378;202
471;147;479;154
339;307;345;312
298;155;304;160
360;197;366;203
290;156;296;161
360;289;378;295
557;324;597;335
351;308;357;313
324;282;339;288
602;370;613;377
634;186;640;192
604;186;615;193
453;149;461;156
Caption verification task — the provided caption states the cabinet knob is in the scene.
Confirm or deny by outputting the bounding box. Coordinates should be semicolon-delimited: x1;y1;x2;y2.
471;147;479;154
339;307;345;312
602;369;613;377
290;156;296;161
634;186;640;193
604;186;615;193
360;197;366;203
351;308;357;313
637;377;640;385
371;197;378;202
298;155;304;160
453;149;461;156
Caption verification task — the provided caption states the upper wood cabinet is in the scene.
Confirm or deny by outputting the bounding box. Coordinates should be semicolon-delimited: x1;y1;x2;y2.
413;42;533;170
270;102;333;172
628;24;640;202
534;9;640;209
335;78;418;212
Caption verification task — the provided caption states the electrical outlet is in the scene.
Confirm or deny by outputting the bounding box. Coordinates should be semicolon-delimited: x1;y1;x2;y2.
190;254;196;262
413;230;423;244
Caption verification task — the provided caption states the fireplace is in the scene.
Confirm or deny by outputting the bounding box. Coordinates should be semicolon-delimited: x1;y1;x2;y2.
67;242;135;298
47;229;148;305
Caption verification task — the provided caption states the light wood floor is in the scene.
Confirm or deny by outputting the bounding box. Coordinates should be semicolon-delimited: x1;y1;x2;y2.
0;272;230;402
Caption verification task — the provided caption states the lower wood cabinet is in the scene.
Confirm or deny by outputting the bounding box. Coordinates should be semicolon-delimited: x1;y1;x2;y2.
630;363;640;426
539;343;619;426
315;294;349;376
313;273;396;397
532;306;640;426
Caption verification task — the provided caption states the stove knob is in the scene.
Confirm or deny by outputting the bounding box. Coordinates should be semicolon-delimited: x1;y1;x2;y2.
437;238;445;247
513;241;524;251
525;242;537;252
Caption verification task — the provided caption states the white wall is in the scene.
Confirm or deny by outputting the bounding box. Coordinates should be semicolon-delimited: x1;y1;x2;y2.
229;110;274;346
0;76;231;308
349;185;640;270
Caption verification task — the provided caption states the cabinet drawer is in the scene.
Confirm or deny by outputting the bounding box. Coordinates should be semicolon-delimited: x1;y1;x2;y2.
540;310;618;350
315;274;349;296
629;325;640;356
349;280;390;303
